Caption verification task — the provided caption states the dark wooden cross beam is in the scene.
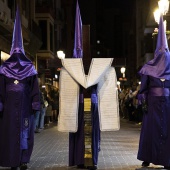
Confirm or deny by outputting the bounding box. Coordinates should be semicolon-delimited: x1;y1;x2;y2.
82;25;93;167
83;25;91;75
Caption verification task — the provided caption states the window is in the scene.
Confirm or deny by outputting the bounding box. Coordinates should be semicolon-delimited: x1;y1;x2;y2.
39;20;47;50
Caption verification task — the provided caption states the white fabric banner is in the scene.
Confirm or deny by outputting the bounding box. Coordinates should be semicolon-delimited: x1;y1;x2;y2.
58;68;79;132
61;58;113;88
61;59;86;88
98;67;120;131
58;58;119;132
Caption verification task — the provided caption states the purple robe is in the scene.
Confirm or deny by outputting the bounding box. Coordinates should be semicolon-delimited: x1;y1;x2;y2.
0;75;40;167
0;5;40;168
69;85;100;166
69;86;84;166
69;1;84;166
69;1;100;167
137;75;170;166
91;85;100;165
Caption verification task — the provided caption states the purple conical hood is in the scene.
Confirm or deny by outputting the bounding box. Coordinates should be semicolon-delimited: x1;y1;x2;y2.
155;15;169;53
0;6;37;80
73;0;83;58
10;5;25;56
139;14;170;80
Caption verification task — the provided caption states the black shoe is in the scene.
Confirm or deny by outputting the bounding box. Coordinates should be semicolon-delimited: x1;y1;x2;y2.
141;161;150;167
34;129;40;133
87;165;97;170
20;163;28;170
11;167;20;170
164;166;170;169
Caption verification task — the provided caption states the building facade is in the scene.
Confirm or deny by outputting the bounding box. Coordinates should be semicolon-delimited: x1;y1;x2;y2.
0;0;66;87
1;0;164;88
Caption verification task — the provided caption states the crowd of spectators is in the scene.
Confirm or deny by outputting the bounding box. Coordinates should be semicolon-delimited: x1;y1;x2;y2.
34;85;59;133
118;84;143;125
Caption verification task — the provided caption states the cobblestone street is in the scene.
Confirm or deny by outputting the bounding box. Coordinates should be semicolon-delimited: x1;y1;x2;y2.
0;119;165;170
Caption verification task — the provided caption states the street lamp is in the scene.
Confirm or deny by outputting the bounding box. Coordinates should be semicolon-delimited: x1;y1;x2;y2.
119;67;127;89
153;0;169;26
158;0;169;15
120;67;126;78
153;0;169;34
154;9;161;24
154;9;167;31
57;50;65;59
55;74;58;79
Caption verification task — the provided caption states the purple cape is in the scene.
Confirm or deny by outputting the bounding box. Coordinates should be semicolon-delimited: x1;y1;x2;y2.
0;53;37;80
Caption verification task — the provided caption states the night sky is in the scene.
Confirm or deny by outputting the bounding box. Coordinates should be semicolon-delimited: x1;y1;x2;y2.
74;0;136;58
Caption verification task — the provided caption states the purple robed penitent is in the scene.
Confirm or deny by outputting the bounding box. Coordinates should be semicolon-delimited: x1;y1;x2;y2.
69;1;84;166
139;15;170;80
0;6;40;168
69;0;100;167
137;15;170;167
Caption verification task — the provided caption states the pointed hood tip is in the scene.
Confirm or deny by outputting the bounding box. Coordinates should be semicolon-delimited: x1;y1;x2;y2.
10;5;25;56
0;5;38;80
156;14;169;51
138;14;170;80
73;0;83;58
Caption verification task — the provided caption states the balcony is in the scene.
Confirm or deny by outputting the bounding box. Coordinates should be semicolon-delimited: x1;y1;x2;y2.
31;20;42;41
0;0;11;23
35;6;55;18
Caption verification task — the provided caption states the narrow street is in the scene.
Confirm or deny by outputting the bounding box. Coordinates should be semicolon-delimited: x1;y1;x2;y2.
1;119;166;170
29;119;142;170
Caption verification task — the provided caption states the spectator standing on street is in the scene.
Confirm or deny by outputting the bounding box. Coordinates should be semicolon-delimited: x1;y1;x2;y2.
34;88;47;132
50;87;59;122
39;88;48;128
123;88;130;119
118;88;126;117
44;100;53;126
125;85;138;121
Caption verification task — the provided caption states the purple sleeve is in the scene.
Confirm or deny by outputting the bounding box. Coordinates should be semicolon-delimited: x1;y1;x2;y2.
138;75;149;105
30;75;41;111
139;75;149;94
0;75;5;111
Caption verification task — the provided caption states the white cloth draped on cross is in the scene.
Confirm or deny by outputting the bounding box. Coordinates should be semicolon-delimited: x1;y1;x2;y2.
58;58;119;132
